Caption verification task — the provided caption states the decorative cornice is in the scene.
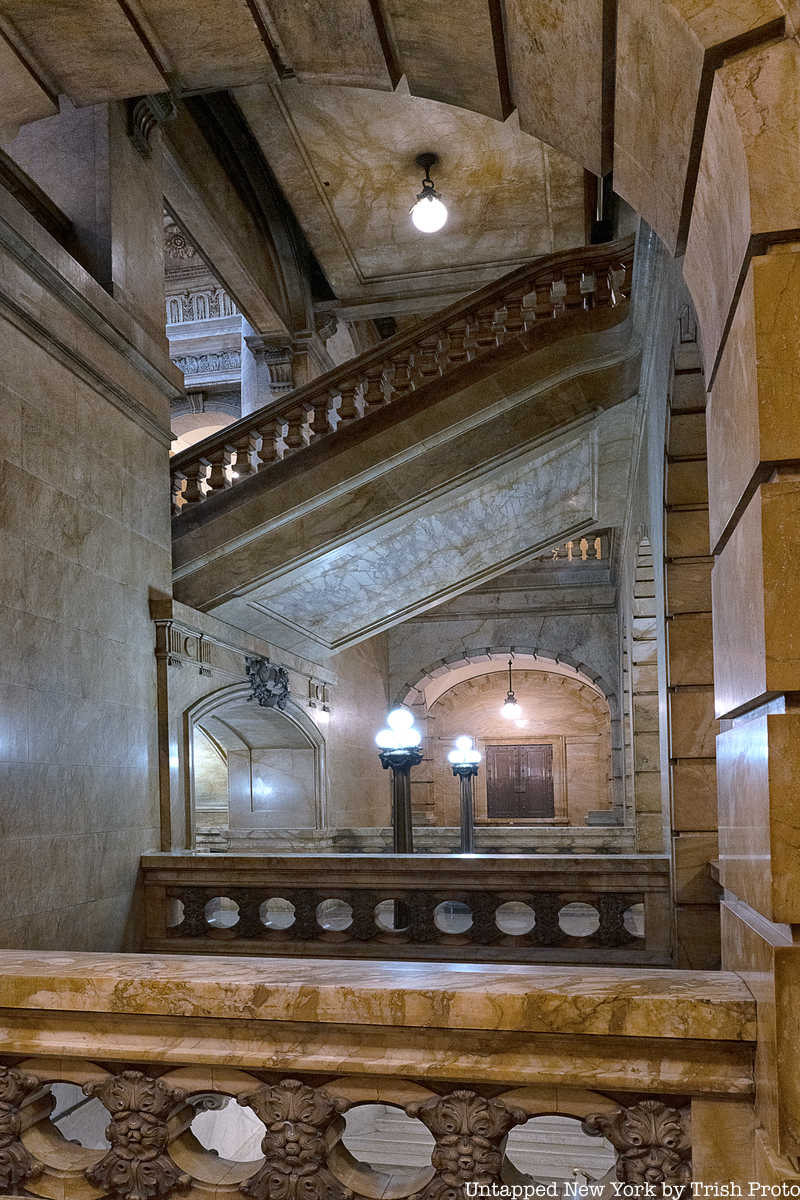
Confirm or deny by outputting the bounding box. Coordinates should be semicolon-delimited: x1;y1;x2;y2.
0;204;179;444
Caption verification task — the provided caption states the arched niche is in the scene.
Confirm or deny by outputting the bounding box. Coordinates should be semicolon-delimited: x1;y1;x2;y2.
185;684;328;845
416;662;614;830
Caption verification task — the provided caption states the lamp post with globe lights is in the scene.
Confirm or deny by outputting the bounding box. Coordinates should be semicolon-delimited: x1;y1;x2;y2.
375;707;424;853
448;735;482;853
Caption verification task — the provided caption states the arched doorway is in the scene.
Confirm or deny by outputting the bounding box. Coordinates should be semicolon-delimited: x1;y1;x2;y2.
186;684;327;848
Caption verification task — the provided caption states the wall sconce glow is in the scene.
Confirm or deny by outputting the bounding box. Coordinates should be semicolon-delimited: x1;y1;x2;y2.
410;152;448;234
375;706;422;750
501;656;523;720
447;735;481;767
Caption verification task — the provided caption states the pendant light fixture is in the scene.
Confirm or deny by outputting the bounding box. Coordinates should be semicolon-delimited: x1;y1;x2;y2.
410;152;448;233
501;657;523;720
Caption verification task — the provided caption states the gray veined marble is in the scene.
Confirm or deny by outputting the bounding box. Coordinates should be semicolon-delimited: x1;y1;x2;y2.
246;432;597;650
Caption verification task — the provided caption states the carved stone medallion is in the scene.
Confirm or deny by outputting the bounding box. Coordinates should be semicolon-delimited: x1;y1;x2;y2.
246;656;291;710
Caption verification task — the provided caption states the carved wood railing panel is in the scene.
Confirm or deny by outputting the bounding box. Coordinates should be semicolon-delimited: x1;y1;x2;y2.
2;1060;694;1200
170;237;634;516
142;852;672;965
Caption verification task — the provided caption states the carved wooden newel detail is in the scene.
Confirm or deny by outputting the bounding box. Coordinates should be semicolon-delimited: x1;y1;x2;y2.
84;1070;190;1200
241;1078;352;1200
0;1065;43;1193
582;1099;691;1188
407;1089;527;1200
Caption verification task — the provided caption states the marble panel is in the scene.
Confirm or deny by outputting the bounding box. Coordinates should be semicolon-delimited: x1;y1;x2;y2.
712;481;800;716
684;72;751;377
669;614;714;685
503;0;603;174
137;0;277;92
633;732;660;772
666;509;711;558
0;950;757;1043
718;713;800;923
672;759;718;832
722;898;800;1159
673;832;720;904
633;693;659;733
614;0;702;252
671;371;707;411
709;247;800;547
667;560;712;615
266;0;391;89
668;411;706;456
691;1096;755;1187
676;904;721;970
634;771;662;814
244;433;596;651
670;687;717;757
666;459;709;506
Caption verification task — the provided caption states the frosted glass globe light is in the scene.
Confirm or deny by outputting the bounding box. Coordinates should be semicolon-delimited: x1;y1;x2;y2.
448;735;482;766
411;193;448;233
376;706;422;750
501;698;523;720
387;707;414;731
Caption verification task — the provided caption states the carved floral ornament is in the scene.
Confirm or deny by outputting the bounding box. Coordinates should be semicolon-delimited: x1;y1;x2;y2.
0;1060;694;1200
582;1099;692;1188
246;655;291;710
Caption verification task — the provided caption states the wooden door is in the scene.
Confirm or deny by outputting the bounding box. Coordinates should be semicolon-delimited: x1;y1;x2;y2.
486;744;555;819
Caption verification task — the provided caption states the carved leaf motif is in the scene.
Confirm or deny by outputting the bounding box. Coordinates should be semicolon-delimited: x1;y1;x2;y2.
240;1079;351;1200
582;1100;691;1187
84;1071;190;1200
407;1089;526;1200
0;1066;43;1193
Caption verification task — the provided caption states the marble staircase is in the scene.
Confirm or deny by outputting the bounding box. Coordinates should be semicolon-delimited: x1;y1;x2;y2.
170;237;639;657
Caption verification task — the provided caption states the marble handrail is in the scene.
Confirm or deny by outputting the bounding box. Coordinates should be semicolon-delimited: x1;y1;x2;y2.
170;236;635;514
0;951;754;1198
141;851;672;966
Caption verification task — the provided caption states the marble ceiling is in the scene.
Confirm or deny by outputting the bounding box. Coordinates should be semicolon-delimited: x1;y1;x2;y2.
234;81;587;316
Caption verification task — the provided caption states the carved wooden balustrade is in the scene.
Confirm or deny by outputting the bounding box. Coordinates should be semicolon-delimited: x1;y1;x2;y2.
0;950;755;1199
170;237;634;515
141;852;672;965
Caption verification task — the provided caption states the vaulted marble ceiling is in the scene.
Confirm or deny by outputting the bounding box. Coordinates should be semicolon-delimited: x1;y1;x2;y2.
0;0;788;269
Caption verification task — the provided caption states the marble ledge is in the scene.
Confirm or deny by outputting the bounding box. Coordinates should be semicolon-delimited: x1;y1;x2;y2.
0;951;756;1043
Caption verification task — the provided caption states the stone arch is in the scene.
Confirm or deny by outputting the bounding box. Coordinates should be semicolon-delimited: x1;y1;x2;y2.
397;648;615;716
184;682;328;845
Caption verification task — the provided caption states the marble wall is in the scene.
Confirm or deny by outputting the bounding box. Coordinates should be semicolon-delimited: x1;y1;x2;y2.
0;172;175;950
325;636;391;830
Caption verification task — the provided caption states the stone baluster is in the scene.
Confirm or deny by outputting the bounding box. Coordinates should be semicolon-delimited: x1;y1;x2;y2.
206;443;235;491
283;402;312;452
533;276;556;319
596;893;629;946
182;458;210;504
170;470;186;515
0;1065;44;1194
406;1089;527;1200
232;430;262;479
389;352;415;400
467;304;500;358
563;267;586;312
609;262;629;307
361;363;388;410
255;419;283;468
308;394;335;438
84;1071;191;1200
531;892;562;944
240;1080;350;1200
336;379;361;425
497;289;527;340
438;318;471;369
412;333;442;386
582;1100;692;1187
581;269;597;307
